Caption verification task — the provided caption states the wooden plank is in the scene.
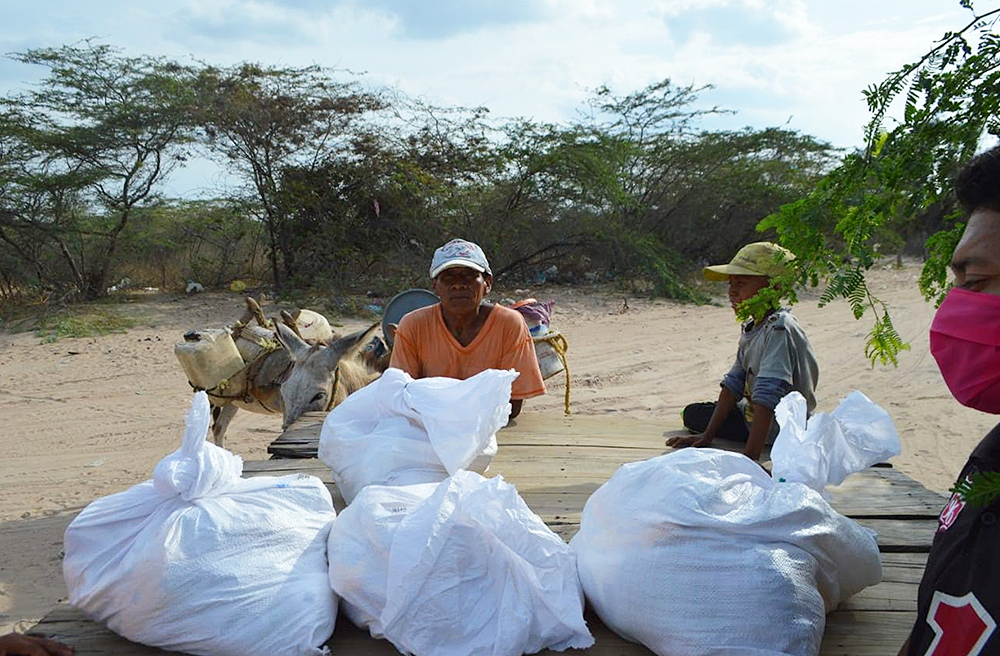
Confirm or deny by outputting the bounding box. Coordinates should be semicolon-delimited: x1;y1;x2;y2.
35;410;942;655
538;518;935;551
275;411;325;437
31;599;916;656
266;411;325;457
268;443;320;458
267;411;772;460
826;468;946;518
878;553;929;583
28;605;188;655
244;462;940;553
836;557;926;612
36;600;919;656
243;459;328;474
821;610;915;655
830;556;926;614
243;470;938;550
289;482;936;551
266;412;944;518
853;518;936;552
29;557;926;655
27;604;655;655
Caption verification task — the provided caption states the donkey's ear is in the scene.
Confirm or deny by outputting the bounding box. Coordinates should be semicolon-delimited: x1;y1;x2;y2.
317;322;379;369
339;322;381;355
274;320;311;361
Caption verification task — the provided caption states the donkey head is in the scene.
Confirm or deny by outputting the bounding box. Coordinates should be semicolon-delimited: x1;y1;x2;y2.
274;321;380;429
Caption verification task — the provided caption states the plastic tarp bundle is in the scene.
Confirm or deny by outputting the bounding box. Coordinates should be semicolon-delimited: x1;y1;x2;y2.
319;367;518;503
512;299;555;329
328;471;595;656
571;391;900;656
63;392;338;656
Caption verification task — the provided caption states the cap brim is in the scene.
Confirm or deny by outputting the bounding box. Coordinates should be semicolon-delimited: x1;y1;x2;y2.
430;260;488;278
702;264;766;281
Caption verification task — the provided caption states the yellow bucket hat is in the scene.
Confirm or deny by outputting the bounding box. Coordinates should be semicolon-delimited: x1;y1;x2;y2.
703;241;795;281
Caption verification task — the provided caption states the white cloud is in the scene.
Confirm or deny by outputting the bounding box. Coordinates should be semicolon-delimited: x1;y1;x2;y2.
0;0;990;196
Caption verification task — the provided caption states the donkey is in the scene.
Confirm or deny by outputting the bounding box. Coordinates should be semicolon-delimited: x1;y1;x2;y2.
208;321;381;446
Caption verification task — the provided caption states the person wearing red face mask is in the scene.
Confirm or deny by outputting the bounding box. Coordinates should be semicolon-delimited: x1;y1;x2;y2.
899;144;1000;656
389;239;546;420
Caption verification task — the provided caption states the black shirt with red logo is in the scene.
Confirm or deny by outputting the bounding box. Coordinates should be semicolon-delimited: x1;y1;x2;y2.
907;422;1000;656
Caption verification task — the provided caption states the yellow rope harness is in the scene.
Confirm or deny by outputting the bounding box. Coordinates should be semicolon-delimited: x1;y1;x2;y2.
533;331;571;415
187;334;282;405
325;366;341;412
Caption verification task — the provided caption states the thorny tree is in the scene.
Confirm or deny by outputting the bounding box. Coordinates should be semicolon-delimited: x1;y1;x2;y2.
194;63;385;289
0;43;197;299
756;2;1000;366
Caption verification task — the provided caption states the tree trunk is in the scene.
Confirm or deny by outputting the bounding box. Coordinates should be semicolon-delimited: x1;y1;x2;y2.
84;206;133;300
84;234;119;300
266;218;282;290
55;236;86;291
0;265;15;298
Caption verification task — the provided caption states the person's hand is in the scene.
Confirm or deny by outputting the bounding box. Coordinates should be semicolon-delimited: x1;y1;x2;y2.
666;433;713;449
0;633;74;656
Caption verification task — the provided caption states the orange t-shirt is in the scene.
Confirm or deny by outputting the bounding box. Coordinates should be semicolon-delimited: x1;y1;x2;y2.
389;304;546;400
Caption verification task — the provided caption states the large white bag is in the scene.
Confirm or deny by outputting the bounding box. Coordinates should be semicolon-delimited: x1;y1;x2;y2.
63;392;338;656
319;367;518;503
770;390;901;492
571;391;900;656
328;471;595;656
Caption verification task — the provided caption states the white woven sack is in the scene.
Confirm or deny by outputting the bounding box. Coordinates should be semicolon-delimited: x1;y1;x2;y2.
63;392;338;656
328;471;595;656
572;391;899;656
572;449;882;656
770;390;901;492
319;367;517;503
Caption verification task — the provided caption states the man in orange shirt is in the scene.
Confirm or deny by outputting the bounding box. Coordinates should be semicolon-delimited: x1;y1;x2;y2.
389;239;546;419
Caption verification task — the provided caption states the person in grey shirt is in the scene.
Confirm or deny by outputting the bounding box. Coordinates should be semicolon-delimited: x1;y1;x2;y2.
667;242;819;462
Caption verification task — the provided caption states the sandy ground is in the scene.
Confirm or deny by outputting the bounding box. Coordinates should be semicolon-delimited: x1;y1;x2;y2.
1;260;996;634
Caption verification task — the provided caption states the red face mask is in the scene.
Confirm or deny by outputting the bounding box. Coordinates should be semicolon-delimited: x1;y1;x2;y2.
929;288;1000;414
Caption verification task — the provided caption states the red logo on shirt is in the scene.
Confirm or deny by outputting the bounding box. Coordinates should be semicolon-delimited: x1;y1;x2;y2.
938;479;970;533
924;591;996;655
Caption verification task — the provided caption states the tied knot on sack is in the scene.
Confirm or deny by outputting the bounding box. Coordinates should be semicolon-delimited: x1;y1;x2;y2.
399;368;520;474
319;367;519;503
771;390;902;493
153;391;244;500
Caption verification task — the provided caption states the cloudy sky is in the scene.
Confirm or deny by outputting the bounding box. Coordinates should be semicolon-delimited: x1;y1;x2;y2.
2;0;993;196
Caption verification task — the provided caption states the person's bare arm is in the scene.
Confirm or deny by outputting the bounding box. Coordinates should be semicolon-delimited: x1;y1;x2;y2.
509;399;524;420
896;637;910;656
742;403;773;462
0;633;74;656
667;386;739;448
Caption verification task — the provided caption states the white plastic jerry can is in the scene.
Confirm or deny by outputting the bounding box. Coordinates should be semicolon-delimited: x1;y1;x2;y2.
174;328;246;391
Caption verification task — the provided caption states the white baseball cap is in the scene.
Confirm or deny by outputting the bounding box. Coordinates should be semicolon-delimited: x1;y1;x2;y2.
429;238;492;278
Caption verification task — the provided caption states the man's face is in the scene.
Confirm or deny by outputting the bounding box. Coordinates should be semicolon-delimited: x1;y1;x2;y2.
951;208;1000;297
433;266;491;316
728;274;770;313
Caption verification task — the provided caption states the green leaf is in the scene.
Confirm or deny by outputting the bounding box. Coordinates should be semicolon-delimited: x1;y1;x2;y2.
951;471;1000;508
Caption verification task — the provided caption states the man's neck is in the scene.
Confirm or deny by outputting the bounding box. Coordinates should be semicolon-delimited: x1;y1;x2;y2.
441;303;493;346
